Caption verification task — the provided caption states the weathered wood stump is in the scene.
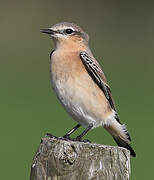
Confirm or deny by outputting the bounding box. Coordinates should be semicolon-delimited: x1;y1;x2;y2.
30;136;130;180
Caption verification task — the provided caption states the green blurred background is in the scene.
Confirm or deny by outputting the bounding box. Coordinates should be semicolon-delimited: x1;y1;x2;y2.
0;0;153;179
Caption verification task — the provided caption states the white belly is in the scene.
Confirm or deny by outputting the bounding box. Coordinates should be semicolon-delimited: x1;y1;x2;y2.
51;76;98;127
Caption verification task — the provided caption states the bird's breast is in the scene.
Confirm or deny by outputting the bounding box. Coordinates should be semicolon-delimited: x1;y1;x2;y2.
50;50;85;108
50;50;112;127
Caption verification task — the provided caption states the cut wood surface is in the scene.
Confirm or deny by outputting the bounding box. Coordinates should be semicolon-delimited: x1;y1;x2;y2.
30;136;130;180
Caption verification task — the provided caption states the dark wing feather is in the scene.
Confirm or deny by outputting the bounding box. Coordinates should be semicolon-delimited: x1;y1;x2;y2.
80;51;120;122
50;50;55;59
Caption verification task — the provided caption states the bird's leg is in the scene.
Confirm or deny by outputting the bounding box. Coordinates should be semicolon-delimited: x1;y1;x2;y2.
63;124;81;139
73;123;93;142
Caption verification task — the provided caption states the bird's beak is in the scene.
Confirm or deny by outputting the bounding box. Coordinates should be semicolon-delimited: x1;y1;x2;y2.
40;28;55;35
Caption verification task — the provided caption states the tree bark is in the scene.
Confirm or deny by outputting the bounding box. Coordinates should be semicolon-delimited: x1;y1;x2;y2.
30;136;130;180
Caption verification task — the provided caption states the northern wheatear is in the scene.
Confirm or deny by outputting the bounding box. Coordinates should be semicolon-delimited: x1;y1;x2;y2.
40;22;136;157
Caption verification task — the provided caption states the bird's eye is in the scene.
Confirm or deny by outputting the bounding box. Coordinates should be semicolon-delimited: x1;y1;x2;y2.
65;28;73;34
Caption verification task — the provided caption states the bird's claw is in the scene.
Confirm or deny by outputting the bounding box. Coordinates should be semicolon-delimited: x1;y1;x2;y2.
71;137;91;143
45;133;91;143
46;133;55;138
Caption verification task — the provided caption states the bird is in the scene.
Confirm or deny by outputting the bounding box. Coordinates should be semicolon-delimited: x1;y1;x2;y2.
40;22;136;157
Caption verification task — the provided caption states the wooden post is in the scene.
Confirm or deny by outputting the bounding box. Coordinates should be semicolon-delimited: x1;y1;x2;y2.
30;136;130;180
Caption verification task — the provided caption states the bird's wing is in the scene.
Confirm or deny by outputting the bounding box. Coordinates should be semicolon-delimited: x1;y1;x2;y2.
80;51;120;122
50;50;55;59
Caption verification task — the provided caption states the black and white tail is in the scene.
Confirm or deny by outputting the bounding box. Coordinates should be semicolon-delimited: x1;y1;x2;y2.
104;116;136;157
113;135;136;157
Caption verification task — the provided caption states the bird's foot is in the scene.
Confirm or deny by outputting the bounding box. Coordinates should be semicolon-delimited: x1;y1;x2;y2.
72;137;91;143
62;135;91;143
46;133;56;138
62;135;72;140
45;133;90;143
46;133;62;140
45;133;73;141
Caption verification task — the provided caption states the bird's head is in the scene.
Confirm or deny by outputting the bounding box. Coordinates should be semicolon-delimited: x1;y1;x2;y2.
40;22;89;48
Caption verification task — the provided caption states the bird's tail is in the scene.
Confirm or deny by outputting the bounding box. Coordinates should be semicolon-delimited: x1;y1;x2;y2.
104;119;136;157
